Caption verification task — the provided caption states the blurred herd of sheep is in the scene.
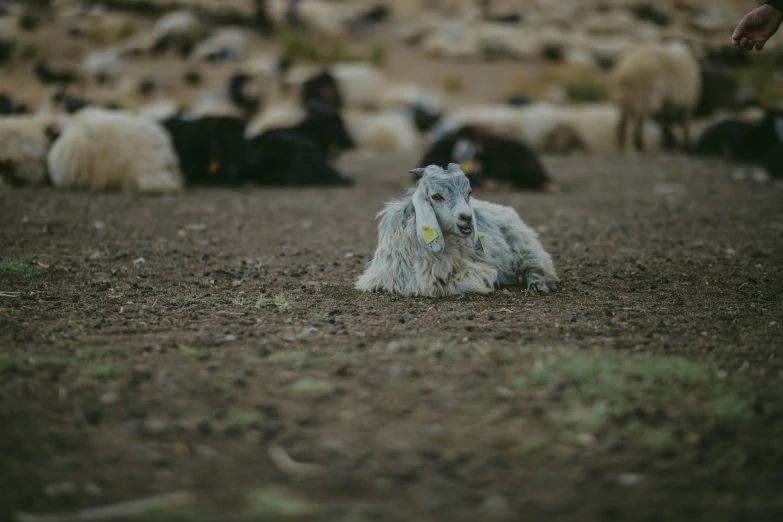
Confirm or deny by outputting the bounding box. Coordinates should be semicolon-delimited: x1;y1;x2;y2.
1;0;782;193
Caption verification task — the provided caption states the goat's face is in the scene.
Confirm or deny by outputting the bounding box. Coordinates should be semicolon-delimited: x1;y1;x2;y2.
409;164;483;254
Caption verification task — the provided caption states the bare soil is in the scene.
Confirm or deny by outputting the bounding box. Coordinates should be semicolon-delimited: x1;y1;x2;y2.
2;153;783;522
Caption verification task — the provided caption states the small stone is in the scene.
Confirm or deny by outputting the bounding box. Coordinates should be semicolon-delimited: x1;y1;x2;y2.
83;482;103;497
196;420;212;435
398;316;406;324
44;482;77;498
481;494;509;515
232;280;243;287
234;377;247;388
494;387;513;400
617;473;642;487
144;418;170;435
85;409;102;425
194;444;219;459
100;391;119;405
493;332;506;340
467;313;475;320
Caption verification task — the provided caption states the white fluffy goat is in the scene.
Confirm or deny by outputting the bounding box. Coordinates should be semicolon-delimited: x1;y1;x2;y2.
0;114;63;186
356;163;558;297
47;108;183;193
611;42;701;151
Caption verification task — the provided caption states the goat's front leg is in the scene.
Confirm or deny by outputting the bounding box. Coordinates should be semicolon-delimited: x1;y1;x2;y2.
504;223;559;294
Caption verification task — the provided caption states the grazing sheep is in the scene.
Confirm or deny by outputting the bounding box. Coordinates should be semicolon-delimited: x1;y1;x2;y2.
162;115;248;185
301;69;343;112
420;126;552;190
356;163;558;297
48;108;183;193
695;110;783;163
0;114;63;186
611;42;701;152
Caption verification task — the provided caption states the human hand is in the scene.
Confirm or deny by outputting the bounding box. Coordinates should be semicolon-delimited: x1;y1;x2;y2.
732;4;783;50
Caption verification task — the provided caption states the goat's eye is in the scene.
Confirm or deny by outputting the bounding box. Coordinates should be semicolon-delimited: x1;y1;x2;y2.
431;194;444;201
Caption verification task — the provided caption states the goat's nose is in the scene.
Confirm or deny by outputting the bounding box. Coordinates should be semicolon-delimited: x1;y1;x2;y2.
459;213;472;223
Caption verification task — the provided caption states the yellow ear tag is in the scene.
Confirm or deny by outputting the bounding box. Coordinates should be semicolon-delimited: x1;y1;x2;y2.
460;160;476;174
208;161;219;175
478;233;485;249
421;225;439;245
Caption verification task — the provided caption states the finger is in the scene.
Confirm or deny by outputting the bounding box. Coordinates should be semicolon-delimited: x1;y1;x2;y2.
740;37;750;48
756;41;765;50
732;18;749;41
746;39;756;50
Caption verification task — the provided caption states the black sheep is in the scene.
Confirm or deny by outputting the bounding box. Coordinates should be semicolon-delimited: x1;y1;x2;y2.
419;126;552;190
244;108;355;186
301;69;343;112
694;68;739;119
34;62;77;85
695;110;783;163
162;115;249;185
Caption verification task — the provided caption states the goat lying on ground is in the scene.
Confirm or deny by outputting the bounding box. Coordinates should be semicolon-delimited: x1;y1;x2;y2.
419;126;552;190
356;163;558;297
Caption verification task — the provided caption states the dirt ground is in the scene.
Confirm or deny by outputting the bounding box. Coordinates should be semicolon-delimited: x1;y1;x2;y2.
1;152;783;521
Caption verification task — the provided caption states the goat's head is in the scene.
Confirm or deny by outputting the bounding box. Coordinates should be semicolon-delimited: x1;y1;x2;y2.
409;163;483;254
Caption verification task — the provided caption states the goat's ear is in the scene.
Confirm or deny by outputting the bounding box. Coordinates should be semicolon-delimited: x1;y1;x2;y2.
409;168;426;179
412;187;445;253
471;209;484;255
446;163;463;175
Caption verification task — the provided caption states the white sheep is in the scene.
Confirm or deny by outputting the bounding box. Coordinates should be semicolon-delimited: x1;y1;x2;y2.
356;163;558;297
47;108;183;193
0;114;64;186
611;42;701;151
347;110;420;153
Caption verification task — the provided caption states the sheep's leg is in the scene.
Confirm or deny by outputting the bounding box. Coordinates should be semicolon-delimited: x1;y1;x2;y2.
617;113;628;151
504;223;559;294
633;117;645;152
680;113;692;152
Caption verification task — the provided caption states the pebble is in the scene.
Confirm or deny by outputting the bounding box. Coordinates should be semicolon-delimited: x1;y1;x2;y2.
144;418;170;435
617;473;642;486
481;494;509;515
44;482;77;498
100;391;119;405
196;420;212;435
493;332;506;340
83;482;103;497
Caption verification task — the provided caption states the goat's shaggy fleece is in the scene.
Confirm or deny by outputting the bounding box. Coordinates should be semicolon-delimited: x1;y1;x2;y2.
356;164;558;297
0;114;63;186
47;108;183;193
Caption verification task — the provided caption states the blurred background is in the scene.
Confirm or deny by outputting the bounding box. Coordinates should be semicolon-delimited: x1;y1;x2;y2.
2;0;782;174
